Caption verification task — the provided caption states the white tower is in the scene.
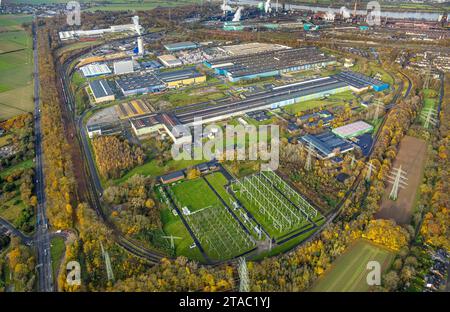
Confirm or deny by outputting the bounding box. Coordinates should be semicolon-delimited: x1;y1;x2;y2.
232;7;243;22
132;16;144;56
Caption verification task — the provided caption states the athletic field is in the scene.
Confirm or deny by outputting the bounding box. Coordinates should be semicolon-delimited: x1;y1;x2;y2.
311;240;395;292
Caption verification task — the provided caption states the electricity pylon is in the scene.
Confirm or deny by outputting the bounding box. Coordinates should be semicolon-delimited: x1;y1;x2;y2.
423;61;432;89
365;161;375;182
387;165;408;200
238;257;250;292
162;235;182;249
420;108;438;129
100;241;114;282
366;100;385;120
350;155;356;169
304;142;315;171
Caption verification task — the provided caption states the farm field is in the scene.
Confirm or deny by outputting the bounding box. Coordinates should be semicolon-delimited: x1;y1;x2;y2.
0;15;34;121
376;136;427;224
311;240;395;292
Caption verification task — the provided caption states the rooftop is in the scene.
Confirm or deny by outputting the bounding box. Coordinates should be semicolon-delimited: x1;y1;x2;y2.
332;120;374;138
299;131;354;159
116;73;164;92
80;63;111;77
130;114;161;130
164;41;198;51
207;47;335;78
334;71;387;89
158;68;204;83
89;79;114;99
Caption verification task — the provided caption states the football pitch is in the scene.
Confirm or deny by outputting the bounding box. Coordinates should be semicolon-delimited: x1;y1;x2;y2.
311;240;395;292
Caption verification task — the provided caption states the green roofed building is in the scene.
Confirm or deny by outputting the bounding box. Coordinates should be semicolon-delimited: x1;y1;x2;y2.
332;120;374;139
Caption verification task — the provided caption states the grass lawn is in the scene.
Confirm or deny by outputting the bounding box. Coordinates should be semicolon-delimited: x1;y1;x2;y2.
0;15;34;121
160;206;205;262
311;239;395;292
113;158;204;185
170;178;222;212
50;237;65;277
369;117;383;136
204;172;234;204
0;159;34;179
0;196;26;224
284;90;355;115
84;0;202;11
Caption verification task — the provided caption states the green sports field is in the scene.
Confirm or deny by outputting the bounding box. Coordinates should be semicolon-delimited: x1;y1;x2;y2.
311;240;395;292
170;178;222;213
0;15;34;121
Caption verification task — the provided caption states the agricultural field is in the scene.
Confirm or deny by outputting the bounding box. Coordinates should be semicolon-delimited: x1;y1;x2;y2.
0;15;34;121
376;136;427;225
311;240;395;292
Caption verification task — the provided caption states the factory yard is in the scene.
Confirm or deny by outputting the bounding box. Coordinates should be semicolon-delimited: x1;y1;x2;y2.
376;136;428;224
56;10;408;265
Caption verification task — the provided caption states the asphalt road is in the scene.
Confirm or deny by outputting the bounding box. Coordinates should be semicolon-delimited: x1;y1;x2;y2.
32;20;54;292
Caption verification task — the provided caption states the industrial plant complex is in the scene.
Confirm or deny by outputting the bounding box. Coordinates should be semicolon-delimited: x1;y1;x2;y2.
4;0;447;296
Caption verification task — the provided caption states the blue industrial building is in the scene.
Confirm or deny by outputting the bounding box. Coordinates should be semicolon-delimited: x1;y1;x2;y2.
116;73;166;97
334;71;389;92
204;47;336;82
299;131;355;159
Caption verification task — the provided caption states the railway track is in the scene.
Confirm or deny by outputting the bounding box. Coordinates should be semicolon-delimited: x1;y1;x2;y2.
57;43;166;265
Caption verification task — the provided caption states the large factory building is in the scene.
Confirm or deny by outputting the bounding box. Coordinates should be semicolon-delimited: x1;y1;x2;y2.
204;47;336;82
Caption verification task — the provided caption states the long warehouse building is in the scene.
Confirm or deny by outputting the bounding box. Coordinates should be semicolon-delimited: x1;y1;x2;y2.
173;76;349;125
204;47;336;82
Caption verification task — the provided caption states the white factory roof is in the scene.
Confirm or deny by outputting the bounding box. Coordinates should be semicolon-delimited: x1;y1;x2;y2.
332;120;373;138
80;63;112;77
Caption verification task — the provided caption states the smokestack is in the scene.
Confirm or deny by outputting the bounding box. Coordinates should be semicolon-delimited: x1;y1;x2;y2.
232;7;243;22
265;0;271;14
137;37;144;56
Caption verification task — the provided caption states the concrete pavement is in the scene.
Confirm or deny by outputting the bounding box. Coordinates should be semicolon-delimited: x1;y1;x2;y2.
32;20;54;292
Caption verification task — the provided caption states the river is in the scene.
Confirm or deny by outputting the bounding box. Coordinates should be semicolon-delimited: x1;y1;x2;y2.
235;0;443;21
